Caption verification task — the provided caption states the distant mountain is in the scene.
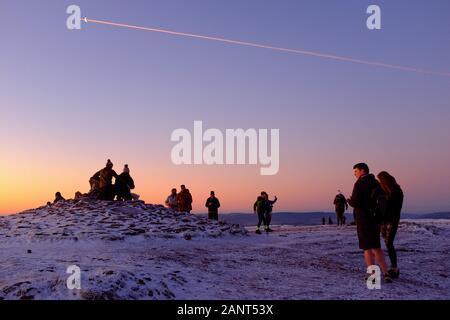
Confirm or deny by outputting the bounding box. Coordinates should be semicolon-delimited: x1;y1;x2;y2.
414;212;450;219
207;212;350;226
203;211;450;226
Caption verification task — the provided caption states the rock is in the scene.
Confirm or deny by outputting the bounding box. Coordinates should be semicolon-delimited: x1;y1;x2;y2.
207;230;222;237
7;200;247;241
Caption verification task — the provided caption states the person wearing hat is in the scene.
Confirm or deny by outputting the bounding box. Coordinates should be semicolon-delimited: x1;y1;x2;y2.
115;164;135;201
205;191;221;221
91;159;118;200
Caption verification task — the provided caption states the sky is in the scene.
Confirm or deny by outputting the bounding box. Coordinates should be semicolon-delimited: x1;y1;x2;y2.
1;0;450;214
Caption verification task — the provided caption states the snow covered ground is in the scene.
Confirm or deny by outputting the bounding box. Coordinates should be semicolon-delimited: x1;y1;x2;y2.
0;199;449;300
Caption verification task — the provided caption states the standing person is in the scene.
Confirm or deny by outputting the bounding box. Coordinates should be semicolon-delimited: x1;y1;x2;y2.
115;164;135;201
165;188;178;210
253;196;266;234
91;159;118;200
347;163;392;283
177;185;193;213
261;192;277;233
333;190;348;226
205;191;221;221
377;171;404;279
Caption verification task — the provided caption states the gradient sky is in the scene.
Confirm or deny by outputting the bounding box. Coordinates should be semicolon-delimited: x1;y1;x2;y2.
1;0;450;214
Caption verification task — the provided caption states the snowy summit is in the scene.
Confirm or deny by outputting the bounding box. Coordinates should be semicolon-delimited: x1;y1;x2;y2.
0;199;449;300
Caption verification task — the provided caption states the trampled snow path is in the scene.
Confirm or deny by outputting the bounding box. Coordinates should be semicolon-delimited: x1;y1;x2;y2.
0;200;449;299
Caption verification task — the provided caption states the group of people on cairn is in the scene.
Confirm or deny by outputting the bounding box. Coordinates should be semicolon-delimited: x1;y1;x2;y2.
89;159;136;201
165;186;221;221
346;163;404;284
165;185;194;213
49;159;138;205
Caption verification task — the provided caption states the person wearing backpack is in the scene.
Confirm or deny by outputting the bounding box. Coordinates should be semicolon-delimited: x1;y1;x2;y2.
333;190;348;226
253;196;266;234
347;163;392;283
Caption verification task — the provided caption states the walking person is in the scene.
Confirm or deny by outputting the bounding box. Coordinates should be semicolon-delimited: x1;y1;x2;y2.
165;188;178;210
376;171;404;279
177;185;193;213
261;192;277;233
205;191;221;221
347;163;392;283
253;196;266;234
333;190;348;226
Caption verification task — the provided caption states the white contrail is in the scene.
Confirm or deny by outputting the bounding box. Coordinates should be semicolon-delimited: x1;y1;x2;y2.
84;17;450;78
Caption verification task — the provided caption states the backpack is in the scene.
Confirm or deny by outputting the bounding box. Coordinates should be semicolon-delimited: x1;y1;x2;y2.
370;186;385;221
256;200;265;214
334;195;345;210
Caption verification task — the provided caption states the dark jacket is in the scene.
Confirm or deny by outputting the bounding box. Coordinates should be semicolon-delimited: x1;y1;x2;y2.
115;172;135;200
348;174;380;220
333;194;348;211
253;199;265;214
205;197;221;213
348;174;383;250
177;189;193;212
116;172;135;190
377;186;404;223
264;198;277;214
92;167;118;189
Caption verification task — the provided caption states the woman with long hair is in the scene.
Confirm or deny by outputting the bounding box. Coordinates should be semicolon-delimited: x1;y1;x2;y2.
376;171;404;279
